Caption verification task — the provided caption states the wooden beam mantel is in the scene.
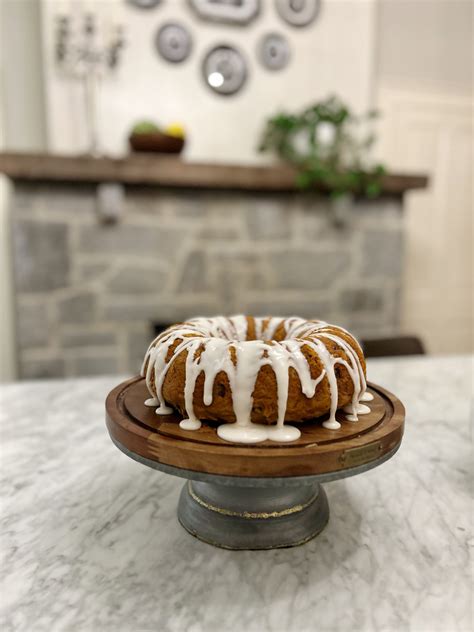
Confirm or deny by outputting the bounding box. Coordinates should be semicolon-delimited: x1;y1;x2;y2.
0;152;428;195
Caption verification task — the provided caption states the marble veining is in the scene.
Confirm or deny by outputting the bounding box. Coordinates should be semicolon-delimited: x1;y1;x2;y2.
0;356;472;632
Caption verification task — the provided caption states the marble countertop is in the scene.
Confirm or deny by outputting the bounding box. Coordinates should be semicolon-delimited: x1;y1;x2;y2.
1;355;472;632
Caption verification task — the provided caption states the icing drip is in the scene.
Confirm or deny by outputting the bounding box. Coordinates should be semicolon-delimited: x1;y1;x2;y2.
360;391;374;402
144;397;158;407
180;418;201;430
262;317;286;340
343;402;371;422
317;331;366;423
217;339;302;443
217;340;271;443
141;316;371;444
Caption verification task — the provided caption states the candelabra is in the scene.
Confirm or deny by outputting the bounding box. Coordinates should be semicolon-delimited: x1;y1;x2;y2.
54;12;125;156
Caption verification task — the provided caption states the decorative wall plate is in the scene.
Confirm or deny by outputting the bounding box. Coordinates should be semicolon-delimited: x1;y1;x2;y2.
127;0;162;9
275;0;321;27
202;45;247;96
155;23;192;63
189;0;259;25
258;33;290;70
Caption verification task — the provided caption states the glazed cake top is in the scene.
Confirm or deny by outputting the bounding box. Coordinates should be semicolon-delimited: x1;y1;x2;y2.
141;315;373;444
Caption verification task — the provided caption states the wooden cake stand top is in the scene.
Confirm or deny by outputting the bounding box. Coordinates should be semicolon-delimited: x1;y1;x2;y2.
106;378;404;479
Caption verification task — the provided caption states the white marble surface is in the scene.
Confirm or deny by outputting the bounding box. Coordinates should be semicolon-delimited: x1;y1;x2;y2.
1;355;472;632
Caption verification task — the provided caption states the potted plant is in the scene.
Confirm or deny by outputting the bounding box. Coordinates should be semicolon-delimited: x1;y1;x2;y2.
259;95;385;201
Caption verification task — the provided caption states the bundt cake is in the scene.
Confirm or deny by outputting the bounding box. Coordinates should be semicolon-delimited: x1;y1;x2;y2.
141;315;374;444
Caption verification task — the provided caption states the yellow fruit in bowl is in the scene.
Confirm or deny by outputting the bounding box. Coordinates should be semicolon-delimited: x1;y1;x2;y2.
165;123;185;139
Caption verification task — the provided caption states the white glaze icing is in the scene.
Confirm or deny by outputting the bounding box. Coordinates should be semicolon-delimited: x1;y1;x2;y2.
360;391;374;402
141;316;370;444
343;403;371;415
144;397;158;407
343;402;371;422
179;418;202;431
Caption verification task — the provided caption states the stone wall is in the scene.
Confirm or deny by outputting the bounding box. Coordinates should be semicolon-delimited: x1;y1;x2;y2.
10;182;404;379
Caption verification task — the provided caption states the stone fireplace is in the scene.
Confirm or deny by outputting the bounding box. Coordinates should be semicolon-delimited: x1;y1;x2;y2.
1;153;426;379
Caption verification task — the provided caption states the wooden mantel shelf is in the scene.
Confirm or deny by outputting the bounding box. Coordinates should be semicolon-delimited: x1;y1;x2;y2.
0;152;428;195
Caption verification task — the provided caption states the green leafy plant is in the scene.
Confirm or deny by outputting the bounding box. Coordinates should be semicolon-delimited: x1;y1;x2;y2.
259;95;385;198
131;120;161;135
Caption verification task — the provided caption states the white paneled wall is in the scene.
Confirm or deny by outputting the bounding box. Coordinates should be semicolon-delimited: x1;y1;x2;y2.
376;87;473;353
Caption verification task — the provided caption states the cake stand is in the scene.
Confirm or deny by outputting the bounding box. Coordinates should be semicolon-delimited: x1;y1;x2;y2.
106;378;404;550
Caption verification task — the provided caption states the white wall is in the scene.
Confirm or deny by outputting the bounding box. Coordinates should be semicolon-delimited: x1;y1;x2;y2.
375;0;473;354
376;0;472;95
1;0;47;150
0;0;47;381
41;0;377;163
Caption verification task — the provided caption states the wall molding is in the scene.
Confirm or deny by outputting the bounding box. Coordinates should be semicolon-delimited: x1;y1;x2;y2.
376;84;473;353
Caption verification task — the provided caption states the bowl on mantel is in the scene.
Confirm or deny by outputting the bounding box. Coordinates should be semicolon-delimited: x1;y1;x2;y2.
129;131;185;154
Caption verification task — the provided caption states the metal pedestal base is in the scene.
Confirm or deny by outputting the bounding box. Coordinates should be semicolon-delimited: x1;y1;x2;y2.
109;436;402;551
178;480;329;550
107;379;404;551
